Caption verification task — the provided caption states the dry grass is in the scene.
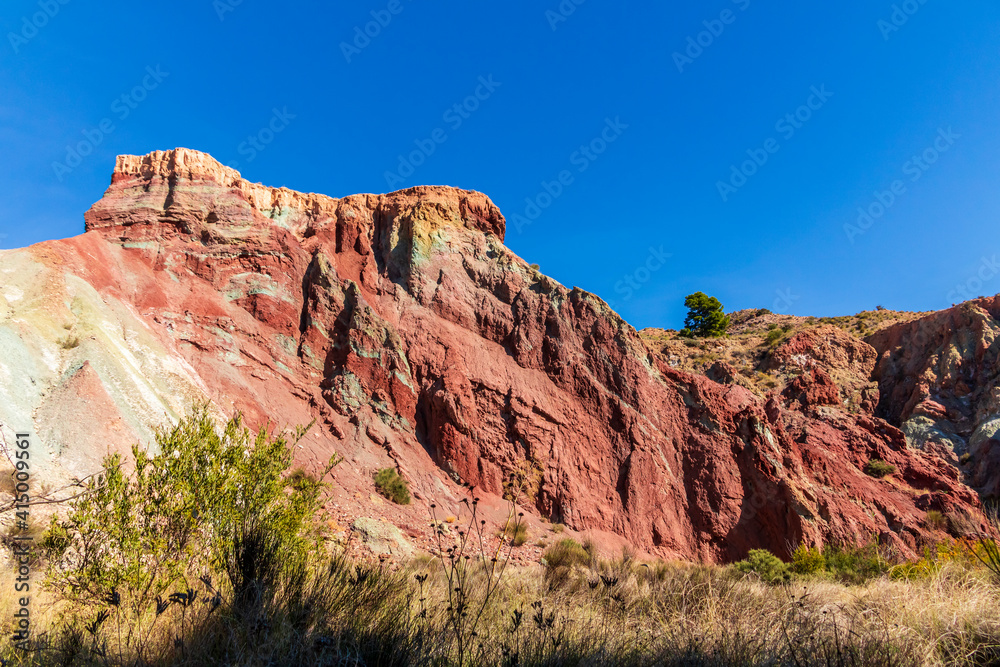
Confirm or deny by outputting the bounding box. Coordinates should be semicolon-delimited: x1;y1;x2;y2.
5;403;999;665
4;547;1000;665
497;520;529;547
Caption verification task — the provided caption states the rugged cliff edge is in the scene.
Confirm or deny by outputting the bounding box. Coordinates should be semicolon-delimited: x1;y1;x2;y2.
0;148;987;562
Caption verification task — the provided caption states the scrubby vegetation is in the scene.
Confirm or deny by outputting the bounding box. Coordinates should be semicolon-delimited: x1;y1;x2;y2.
58;334;80;350
790;544;825;575
374;467;411;505
764;322;795;348
497;520;528;547
543;538;593;570
7;409;1000;665
735;548;790;584
864;458;897;478
640;304;936;399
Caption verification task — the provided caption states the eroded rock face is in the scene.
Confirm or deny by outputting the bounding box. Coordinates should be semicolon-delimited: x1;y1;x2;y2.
0;148;987;562
767;326;880;413
868;299;1000;498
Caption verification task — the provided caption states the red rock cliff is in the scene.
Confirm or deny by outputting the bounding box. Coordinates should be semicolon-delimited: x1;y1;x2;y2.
17;148;984;562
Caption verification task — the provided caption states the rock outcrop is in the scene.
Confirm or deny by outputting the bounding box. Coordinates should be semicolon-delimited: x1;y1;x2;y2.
766;325;880;413
868;298;1000;500
0;148;988;562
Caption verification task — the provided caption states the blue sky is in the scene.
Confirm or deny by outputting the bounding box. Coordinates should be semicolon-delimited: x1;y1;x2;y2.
3;1;1000;329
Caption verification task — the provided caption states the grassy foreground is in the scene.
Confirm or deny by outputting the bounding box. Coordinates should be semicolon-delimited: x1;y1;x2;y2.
4;409;1000;666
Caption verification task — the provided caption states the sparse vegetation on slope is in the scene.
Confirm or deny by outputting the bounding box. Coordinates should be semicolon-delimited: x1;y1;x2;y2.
497;519;528;547
374;467;411;505
864;458;897;478
639;305;930;398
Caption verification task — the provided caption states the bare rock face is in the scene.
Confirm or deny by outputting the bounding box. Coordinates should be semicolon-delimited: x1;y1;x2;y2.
767;325;880;413
780;368;841;409
351;517;414;558
0;148;988;562
868;298;1000;498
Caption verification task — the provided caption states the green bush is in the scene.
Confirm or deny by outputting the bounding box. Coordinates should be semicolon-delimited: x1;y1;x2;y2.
374;467;410;505
681;292;730;338
41;406;338;650
822;542;891;585
791;544;826;575
864;459;896;478
765;328;785;347
544;538;592;570
735;549;791;584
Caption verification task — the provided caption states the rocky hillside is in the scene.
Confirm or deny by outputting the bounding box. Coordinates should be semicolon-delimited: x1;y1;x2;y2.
0;149;988;563
867;298;1000;501
642;303;1000;506
640;308;929;405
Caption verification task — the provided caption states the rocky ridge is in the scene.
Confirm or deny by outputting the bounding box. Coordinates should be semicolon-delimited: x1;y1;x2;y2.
0;149;989;563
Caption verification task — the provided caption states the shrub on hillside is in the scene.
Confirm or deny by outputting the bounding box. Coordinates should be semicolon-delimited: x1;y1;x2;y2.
374;467;410;505
765;328;785;347
791;544;826;575
58;334;80;349
40;406;340;654
822;542;892;585
735;549;791;584
863;459;896;478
